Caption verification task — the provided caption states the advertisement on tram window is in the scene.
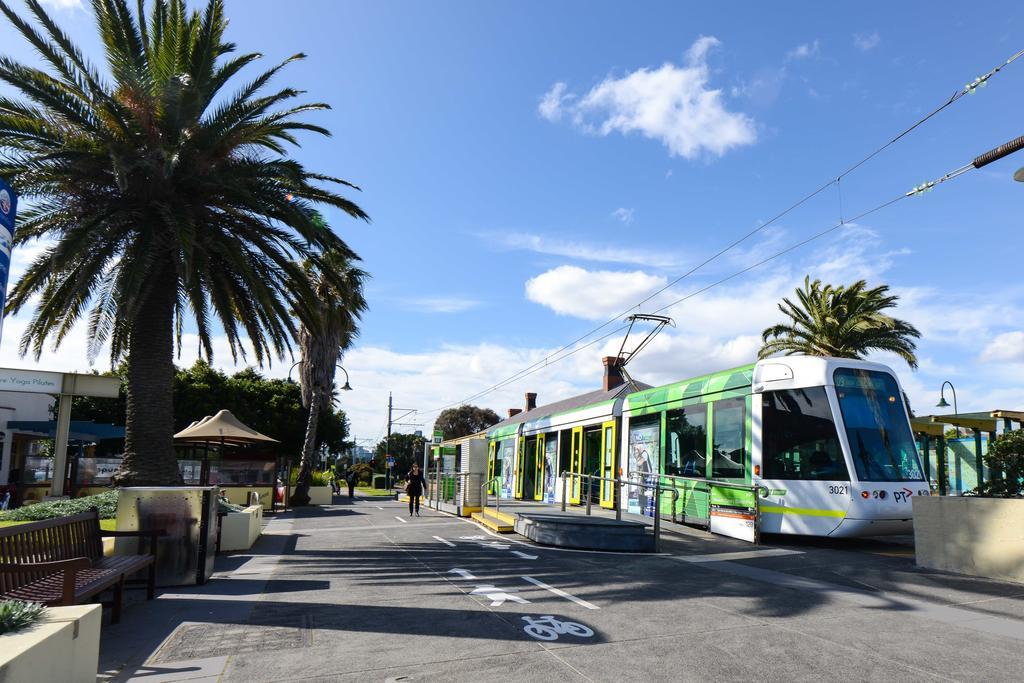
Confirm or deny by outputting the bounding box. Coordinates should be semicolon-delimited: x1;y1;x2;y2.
544;437;557;503
628;422;659;516
500;441;515;499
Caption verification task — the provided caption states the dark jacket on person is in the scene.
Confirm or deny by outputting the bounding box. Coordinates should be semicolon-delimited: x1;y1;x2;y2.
406;471;426;496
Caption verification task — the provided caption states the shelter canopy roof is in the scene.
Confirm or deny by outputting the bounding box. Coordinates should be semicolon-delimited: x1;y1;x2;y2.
173;409;278;444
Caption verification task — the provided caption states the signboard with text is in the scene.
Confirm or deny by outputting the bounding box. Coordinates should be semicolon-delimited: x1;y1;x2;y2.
0;177;17;346
0;369;62;394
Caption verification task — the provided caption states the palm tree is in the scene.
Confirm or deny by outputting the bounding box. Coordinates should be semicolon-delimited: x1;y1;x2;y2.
759;276;920;368
0;0;368;484
292;235;367;506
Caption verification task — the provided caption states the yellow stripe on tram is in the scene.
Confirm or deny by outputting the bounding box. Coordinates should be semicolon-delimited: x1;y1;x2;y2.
760;505;846;519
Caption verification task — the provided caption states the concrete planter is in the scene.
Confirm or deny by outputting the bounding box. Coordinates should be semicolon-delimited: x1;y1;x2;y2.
913;496;1024;583
219;504;263;552
308;486;333;505
0;604;102;683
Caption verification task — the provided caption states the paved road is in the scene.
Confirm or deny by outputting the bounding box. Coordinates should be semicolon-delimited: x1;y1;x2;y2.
101;496;1024;682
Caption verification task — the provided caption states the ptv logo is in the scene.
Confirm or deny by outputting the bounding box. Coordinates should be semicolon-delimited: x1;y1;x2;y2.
892;487;914;503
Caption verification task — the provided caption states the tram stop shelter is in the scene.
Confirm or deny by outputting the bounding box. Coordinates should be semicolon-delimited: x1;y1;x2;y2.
173;409;284;510
911;409;1022;495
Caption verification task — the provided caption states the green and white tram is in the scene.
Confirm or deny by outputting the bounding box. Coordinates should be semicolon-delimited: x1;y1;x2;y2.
623;356;928;537
487;355;927;538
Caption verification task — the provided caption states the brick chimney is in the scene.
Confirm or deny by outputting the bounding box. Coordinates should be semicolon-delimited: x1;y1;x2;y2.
508;408;522;418
525;392;537;412
603;356;625;391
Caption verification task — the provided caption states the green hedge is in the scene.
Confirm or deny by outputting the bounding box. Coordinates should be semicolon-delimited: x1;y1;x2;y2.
0;490;118;522
288;469;331;487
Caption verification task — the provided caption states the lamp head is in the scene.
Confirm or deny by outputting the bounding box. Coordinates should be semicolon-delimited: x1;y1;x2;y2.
1014;167;1024;182
936;396;950;408
341;381;353;391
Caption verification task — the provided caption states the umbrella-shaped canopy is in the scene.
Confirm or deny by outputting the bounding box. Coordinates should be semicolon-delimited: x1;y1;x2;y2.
173;409;279;444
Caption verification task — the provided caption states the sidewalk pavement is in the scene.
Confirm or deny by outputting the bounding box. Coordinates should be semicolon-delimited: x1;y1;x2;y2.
98;494;1024;682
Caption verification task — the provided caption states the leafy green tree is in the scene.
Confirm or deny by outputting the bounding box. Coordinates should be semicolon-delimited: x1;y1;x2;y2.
980;429;1024;496
71;361;352;464
432;405;500;440
0;0;366;485
375;432;426;477
293;240;367;505
759;277;920;368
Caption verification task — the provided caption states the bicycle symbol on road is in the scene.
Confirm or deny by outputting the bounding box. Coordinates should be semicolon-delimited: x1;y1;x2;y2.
521;615;594;641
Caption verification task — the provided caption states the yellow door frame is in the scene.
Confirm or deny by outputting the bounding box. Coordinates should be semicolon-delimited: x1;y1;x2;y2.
487;441;497;495
534;433;546;501
599;419;617;509
514;437;525;499
570;426;583;504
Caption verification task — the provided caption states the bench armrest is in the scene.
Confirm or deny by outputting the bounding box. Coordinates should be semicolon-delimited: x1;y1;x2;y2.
104;528;166;556
0;557;92;604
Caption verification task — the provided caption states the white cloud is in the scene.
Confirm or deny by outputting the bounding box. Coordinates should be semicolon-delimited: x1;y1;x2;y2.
853;31;881;52
525;265;667;320
539;36;757;159
485;232;684;269
40;0;84;9
404;297;480;314
611;207;634;224
538;82;570;122
980;332;1024;363
786;40;820;60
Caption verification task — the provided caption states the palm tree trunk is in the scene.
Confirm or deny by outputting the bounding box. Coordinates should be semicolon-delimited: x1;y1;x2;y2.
291;388;322;506
113;265;182;486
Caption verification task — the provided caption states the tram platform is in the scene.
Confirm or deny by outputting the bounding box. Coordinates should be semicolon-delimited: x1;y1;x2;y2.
514;512;655;551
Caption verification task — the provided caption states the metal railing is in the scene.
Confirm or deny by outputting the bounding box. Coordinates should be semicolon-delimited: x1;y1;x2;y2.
480;476;502;516
634;471;763;545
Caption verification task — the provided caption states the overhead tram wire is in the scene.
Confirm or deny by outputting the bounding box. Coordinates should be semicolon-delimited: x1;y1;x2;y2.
420;49;1024;417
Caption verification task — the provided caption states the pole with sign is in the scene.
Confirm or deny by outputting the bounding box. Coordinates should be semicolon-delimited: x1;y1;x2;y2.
0;178;18;346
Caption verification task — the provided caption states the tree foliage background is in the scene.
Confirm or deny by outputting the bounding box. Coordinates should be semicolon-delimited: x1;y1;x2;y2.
374;432;426;476
71;361;351;462
432;405;501;440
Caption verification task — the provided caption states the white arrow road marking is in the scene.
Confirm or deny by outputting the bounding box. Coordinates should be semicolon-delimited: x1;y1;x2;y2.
511;551;538;560
482;542;511;550
448;568;477;580
395;516;408;524
522;576;599;610
470;585;530;607
459;535;488;540
433;536;456;547
376;506;384;510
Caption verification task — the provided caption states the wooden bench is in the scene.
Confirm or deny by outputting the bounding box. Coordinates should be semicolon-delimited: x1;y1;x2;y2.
0;508;162;623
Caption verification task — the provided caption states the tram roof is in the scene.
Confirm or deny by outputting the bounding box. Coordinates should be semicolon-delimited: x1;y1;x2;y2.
487;381;650;438
624;362;756;412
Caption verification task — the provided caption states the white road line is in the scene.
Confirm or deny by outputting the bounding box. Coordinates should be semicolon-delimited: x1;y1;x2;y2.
433;535;455;547
395;516;408;524
511;550;538;560
522;576;599;610
377;506;384;510
672;548;803;563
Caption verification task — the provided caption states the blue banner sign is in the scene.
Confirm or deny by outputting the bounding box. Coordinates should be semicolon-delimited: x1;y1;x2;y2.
0;177;18;346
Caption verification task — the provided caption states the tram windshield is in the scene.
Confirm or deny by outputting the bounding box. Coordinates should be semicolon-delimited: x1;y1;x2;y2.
833;368;924;482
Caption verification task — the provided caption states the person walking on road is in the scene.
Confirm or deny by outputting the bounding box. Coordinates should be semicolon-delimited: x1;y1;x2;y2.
405;464;426;517
346;468;357;500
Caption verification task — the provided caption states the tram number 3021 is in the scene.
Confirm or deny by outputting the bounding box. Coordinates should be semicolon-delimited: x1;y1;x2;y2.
828;485;849;496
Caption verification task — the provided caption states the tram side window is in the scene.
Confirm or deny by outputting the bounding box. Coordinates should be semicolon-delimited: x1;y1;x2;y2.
711;398;745;479
666;405;707;477
558;430;572;474
762;387;848;481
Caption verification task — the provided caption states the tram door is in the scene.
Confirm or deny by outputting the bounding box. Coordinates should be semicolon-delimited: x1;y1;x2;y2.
534;434;546;501
583;428;602;504
518;437;537;500
569;427;583;504
599;420;616;509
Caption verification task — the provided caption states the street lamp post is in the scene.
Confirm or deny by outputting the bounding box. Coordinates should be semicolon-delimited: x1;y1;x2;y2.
936;381;959;437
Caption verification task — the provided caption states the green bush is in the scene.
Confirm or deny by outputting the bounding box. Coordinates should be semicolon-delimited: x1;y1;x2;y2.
0;600;46;635
288;469;331;487
0;490;118;522
351;462;373;486
981;430;1024;496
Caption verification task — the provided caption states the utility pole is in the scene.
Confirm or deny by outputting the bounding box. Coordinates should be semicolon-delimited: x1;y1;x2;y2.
384;392;422;489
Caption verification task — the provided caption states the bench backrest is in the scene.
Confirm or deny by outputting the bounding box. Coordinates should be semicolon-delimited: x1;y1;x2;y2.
0;509;104;577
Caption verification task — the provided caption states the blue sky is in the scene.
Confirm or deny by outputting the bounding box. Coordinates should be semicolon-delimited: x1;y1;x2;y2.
2;1;1023;444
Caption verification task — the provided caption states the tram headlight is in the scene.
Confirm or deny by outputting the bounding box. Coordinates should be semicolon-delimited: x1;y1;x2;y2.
861;491;870;499
877;490;887;500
